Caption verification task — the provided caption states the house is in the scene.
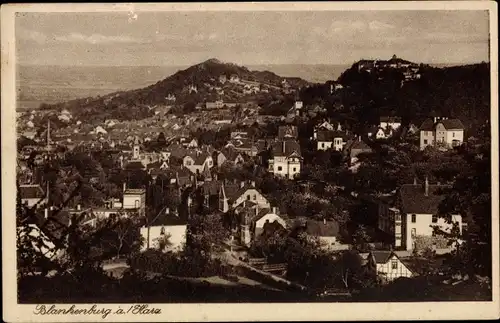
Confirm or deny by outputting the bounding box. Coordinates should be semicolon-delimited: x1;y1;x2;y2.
286;101;303;118
297;218;349;251
278;125;298;140
140;207;187;252
377;178;463;251
229;74;240;83
419;117;465;150
219;74;227;83
379;116;402;131
182;150;214;174
316;130;347;151
361;251;413;283
226;139;258;157
314;121;335;138
369;126;394;140
201;179;223;210
217;147;246;166
19;184;47;207
268;140;302;179
187;138;198;148
123;187;146;217
238;204;286;246
344;138;373;163
219;180;270;213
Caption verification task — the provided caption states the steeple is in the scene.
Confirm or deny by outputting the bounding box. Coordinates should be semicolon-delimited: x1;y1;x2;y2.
46;119;51;151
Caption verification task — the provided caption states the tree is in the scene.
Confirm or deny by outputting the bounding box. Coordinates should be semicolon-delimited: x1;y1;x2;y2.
98;215;144;259
438;128;491;278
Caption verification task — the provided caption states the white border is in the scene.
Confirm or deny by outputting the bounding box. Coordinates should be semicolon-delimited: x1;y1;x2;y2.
2;2;499;322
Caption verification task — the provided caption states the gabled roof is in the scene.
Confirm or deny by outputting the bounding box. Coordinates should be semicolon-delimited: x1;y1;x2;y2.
271;140;302;157
228;183;264;205
419;119;435;131
278;125;298;139
219;147;244;162
350;140;372;151
184;151;211;165
19;184;45;200
399;183;450;214
440;119;465;130
370;250;396;264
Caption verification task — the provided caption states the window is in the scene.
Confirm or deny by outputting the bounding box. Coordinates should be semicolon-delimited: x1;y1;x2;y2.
432;215;438;223
423;139;428;145
411;228;416;237
135;200;139;208
277;166;282;171
391;260;398;270
253;194;256;200
247;195;251;200
411;214;416;223
293;167;297;172
321;143;325;148
186;160;192;166
452;132;455;138
395;214;401;221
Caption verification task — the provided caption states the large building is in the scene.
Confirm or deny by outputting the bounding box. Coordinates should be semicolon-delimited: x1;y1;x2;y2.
378;178;463;251
419;117;465;150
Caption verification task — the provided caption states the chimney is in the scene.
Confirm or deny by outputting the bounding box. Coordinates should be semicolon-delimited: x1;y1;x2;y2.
123;182;127;193
323;218;327;225
77;204;81;211
251;180;255;187
358;136;361;142
44;207;49;219
255;205;259;216
272;206;277;214
413;177;417;185
424;176;429;196
240;181;245;188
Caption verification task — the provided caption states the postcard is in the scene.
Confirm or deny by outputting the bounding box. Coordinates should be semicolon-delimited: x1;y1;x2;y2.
2;1;499;321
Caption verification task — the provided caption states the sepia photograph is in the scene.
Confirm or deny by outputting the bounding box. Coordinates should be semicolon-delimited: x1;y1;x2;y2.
2;2;499;322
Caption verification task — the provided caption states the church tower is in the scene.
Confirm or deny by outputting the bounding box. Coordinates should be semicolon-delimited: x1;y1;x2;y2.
133;136;140;160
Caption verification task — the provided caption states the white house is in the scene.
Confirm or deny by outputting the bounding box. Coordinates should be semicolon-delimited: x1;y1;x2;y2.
419;118;465;150
182;151;214;174
316;130;347;151
141;208;187;252
219;180;270;213
378;178;463;251
123;187;146;217
268;140;302;179
361;251;413;283
379;116;402;131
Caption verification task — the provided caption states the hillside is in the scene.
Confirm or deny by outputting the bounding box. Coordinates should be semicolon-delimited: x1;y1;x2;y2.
45;59;310;122
299;58;490;136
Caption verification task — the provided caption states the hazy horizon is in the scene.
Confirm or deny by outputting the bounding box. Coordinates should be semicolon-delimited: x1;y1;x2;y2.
16;11;489;66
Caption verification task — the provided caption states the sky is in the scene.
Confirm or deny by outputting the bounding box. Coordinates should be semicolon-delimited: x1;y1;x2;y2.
15;10;490;66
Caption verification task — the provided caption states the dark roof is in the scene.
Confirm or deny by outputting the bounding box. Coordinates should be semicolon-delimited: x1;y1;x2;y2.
304;220;340;237
221;182;241;201
202;180;223;196
271;140;302;157
419;119;435;131
350;140;372;151
125;161;145;170
19;184;45;200
150;209;188;226
184;151;211;165
440;119;465;130
147;161;161;170
278;125;298;139
228;183;262;205
399;183;450;214
166;144;188;159
317;130;347;141
219;147;244;162
380;116;402;123
370;250;396;264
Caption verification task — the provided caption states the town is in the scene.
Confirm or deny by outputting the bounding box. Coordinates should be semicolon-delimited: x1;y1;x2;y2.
16;56;492;303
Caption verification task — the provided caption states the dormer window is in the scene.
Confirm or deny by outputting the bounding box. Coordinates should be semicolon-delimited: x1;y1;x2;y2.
160;226;165;235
